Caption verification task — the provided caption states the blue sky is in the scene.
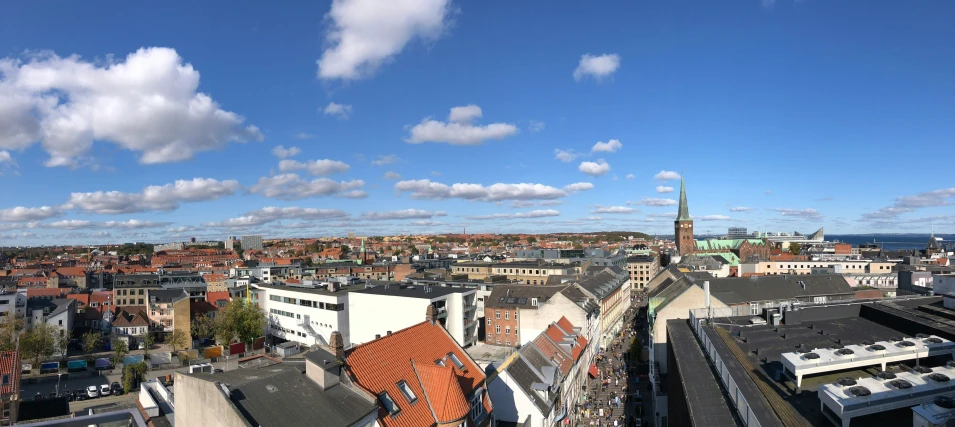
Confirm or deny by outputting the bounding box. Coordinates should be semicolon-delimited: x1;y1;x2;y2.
0;0;953;245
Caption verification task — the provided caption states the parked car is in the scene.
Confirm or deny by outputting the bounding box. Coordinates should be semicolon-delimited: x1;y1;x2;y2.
111;382;123;395
213;368;224;373
100;384;111;396
86;385;99;398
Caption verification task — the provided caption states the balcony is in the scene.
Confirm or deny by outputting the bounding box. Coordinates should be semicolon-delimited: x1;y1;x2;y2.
432;305;448;319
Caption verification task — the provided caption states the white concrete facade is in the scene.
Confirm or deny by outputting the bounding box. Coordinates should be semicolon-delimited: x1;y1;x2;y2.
253;284;351;347
518;293;594;346
348;288;478;347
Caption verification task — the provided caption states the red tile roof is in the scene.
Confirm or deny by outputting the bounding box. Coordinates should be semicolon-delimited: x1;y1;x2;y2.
91;291;113;304
113;308;150;327
203;274;226;282
54;267;87;277
0;351;20;395
345;321;489;427
206;291;230;304
65;293;90;307
27;288;69;299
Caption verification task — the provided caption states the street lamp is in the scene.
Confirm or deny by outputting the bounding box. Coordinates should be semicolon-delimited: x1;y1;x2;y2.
56;373;63;396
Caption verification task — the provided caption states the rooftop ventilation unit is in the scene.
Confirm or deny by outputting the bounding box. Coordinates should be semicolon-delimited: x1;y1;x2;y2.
836;377;857;386
928;373;951;382
914;366;934;374
934;396;955;409
803;353;820;360
916;333;931;339
926;337;943;344
875;371;896;380
889;379;913;389
796;348;810;354
836;348;855;356
830;343;845;350
861;340;873;345
847;386;871;397
897;341;917;348
890;336;903;342
867;344;886;351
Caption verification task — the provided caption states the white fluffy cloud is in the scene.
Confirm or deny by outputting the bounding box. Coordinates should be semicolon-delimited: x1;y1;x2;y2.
862;187;955;221
323;102;353;118
278;159;350;176
44;219;171;230
730;207;755;212
656;186;674;193
371;154;400;166
383;171;402;180
591;139;622;153
317;0;452;80
467;210;560;220
65;178;241;214
554;149;579;163
697;215;732;221
0;206;60;222
654;170;681;181
271;145;301;159
0;151;13;164
394;180;592;201
361;209;447;220
626;174;635;180
632;198;677;207
0;47;262;166
772;208;823;219
249;174;365;200
573;53;621;82
528;120;545;132
406;105;518;145
578;160;611;176
205;206;350;228
590;205;634;214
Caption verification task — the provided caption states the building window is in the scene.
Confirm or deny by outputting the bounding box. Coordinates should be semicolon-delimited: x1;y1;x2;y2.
750;303;759;315
495;311;500;319
495;325;501;334
447;352;465;369
379;392;400;416
504;311;509;320
397;381;417;403
486;318;491;325
505;341;511;346
505;327;510;335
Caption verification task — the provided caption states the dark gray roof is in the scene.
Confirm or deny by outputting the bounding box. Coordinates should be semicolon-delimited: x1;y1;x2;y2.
666;319;741;427
649;277;695;313
114;274;161;288
485;285;567;309
27;298;73;317
576;271;624;300
707;275;853;305
148;289;188;303
627;255;656;263
559;286;598;313
252;281;366;296
503;345;558;416
352;283;471;299
188;364;376;427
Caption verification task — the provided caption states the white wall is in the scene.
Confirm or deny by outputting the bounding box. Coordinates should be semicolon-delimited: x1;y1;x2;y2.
348;293;430;345
519;294;588;347
651;286;727;374
934;275;955;296
257;286;351;347
488;370;543;425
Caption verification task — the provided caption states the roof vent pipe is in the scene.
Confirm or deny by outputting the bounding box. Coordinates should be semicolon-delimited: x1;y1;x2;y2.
704;280;710;310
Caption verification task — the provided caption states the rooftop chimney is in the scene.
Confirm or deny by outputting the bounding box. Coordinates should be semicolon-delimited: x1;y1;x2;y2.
330;331;344;359
426;304;436;324
704;281;710;309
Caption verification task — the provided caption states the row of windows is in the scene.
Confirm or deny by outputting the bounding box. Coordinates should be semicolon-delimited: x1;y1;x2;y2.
117;289;146;296
489;325;516;335
118;299;145;305
494;310;517;320
269;294;344;311
270;308;296;318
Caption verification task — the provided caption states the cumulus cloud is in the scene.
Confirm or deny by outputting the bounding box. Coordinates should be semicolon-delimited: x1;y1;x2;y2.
467;210;560;220
317;0;452;80
730;207;755;212
410;220;445;226
294;133;315;140
861;187;955;221
323;102;352;118
0;47;262;167
631;198;677;207
361;209;447;220
383;171;402;180
697;215;732;221
656;186;674;193
573;53;621;82
591;139;622;153
394;180;593;201
65;178;240;214
278;159;350;176
626;174;635;180
249;174;365;200
406;105;518;145
0;206;60;222
554;149;578;163
204;206;350;228
371;154;400;166
43;219;171;230
647;212;677;219
510;200;563;209
772;208;823;219
167;225;199;233
654;170;681;181
271;145;301;159
528;120;545;132
590;205;635;214
578;160;611;176
0;151;13;165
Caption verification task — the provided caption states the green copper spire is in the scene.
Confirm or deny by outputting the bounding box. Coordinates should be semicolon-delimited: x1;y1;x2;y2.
677;173;691;221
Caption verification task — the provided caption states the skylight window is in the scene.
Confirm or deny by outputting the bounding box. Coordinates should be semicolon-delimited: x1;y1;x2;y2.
397;381;417;403
379;391;400;415
435;359;445;366
447;352;465;369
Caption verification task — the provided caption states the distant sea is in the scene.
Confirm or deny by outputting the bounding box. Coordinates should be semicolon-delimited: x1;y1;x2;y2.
827;234;953;251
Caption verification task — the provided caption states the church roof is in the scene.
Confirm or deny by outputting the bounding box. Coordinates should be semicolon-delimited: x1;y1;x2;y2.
677;175;691;221
928;234;940;250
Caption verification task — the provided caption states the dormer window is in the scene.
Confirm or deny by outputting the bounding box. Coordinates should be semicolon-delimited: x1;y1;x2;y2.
397;381;417;403
434;359;445;367
379;391;400;416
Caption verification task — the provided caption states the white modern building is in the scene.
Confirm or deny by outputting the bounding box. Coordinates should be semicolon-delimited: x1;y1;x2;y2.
348;284;479;347
252;281;363;347
0;289;27;318
241;234;263;251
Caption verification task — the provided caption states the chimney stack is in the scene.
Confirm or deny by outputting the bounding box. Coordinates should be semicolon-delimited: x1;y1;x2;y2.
704;281;710;309
330;331;344;359
426;304;436;324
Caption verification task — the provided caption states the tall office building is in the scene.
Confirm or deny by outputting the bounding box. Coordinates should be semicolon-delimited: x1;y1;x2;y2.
727;227;748;239
241;235;263;251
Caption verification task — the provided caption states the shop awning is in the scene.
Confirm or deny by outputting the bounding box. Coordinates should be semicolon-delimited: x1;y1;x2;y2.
588;364;598;378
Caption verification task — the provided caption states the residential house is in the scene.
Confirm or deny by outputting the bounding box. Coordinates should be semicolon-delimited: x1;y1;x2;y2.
0;350;20;425
25;298;75;356
348;284;478;347
489;317;591;426
627;255;660;290
575;271;628;346
201;273;227;292
483;284;599;348
342;315;494;427
113;274;162;307
46;267;87;289
147;289;192;348
112;308;150;347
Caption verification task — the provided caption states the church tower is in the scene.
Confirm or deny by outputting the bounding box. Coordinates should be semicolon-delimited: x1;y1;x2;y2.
674;174;694;256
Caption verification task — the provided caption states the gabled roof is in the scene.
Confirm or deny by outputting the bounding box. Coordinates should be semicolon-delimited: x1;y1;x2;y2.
706;274;854;304
344;321;489;427
0;351;20;395
576;271;624;300
206;291;231;304
649;276;696;314
485;285;567;309
412;362;470;423
113;308;149;327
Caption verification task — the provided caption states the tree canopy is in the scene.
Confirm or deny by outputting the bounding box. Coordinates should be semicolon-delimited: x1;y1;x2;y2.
215;299;266;346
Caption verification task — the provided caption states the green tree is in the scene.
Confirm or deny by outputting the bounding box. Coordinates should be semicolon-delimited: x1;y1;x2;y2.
526;236;537;244
112;338;129;367
168;329;188;351
191;314;215;341
122;361;148;393
0;314;23;352
789;243;803;255
214;299;266;346
340;245;350;255
81;330;100;361
142;333;155;358
55;330;71;361
410;246;420;256
21;323;58;370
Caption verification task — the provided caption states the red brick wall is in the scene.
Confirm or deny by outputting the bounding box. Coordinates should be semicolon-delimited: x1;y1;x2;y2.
483;307;519;347
835;244;852;255
854;289;884;299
